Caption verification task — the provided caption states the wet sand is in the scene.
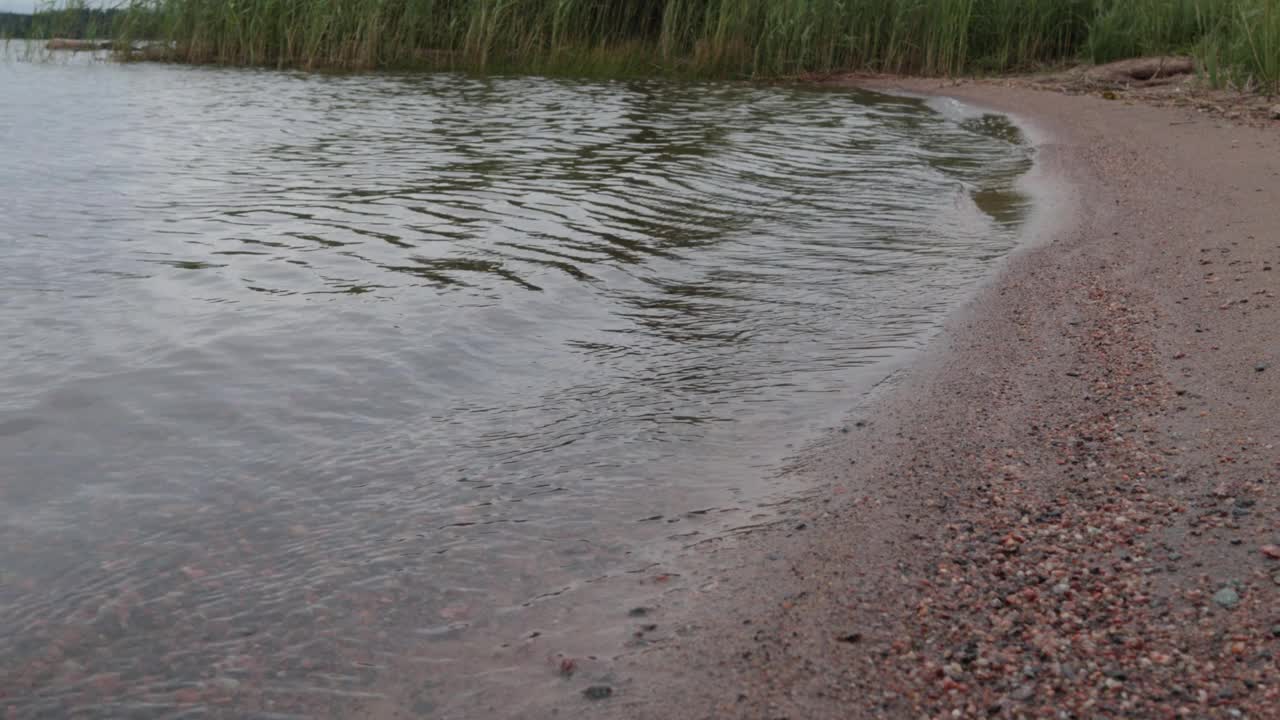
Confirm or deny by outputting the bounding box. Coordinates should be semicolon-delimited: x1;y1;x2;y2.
586;80;1280;717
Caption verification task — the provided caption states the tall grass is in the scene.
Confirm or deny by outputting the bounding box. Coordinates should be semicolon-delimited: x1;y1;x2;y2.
23;0;124;41
34;0;1280;90
1227;0;1279;89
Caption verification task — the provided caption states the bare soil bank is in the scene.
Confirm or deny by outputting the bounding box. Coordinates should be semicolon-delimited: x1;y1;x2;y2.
587;80;1280;718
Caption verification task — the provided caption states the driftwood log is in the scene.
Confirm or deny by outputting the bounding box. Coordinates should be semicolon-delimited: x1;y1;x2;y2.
1086;56;1196;86
45;38;112;51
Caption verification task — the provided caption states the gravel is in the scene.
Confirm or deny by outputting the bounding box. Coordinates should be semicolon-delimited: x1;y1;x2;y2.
601;79;1280;720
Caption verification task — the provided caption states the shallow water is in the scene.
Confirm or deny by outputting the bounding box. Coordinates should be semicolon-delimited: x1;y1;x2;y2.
0;51;1031;717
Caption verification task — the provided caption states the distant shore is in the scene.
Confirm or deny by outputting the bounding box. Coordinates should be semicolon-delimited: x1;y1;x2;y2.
14;0;1280;91
592;79;1280;718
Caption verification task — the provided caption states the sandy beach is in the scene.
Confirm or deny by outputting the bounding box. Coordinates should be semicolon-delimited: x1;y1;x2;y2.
590;80;1280;718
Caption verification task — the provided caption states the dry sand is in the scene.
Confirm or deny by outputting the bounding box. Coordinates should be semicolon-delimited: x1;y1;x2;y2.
578;79;1280;718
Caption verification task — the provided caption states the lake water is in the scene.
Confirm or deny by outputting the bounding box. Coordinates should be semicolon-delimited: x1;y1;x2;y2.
0;49;1032;718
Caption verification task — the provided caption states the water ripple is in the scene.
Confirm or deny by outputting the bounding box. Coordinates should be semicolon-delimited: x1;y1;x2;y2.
0;56;1031;718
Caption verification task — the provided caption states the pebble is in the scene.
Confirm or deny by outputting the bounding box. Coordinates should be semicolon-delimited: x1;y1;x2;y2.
582;685;613;700
1010;684;1036;702
658;245;1280;718
1260;544;1280;560
1212;586;1240;609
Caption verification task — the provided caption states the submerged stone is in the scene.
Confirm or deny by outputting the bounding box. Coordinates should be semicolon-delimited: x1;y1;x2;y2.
1212;587;1240;609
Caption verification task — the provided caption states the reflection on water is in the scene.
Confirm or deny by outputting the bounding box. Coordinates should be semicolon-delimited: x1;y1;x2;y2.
0;53;1031;718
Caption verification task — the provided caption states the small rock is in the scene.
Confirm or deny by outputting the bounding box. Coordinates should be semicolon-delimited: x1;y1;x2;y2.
627;607;650;618
1260;544;1280;560
1010;684;1036;702
837;632;863;644
1271;625;1280;638
1213;586;1241;609
1257;363;1270;372
582;685;613;700
1270;104;1280;120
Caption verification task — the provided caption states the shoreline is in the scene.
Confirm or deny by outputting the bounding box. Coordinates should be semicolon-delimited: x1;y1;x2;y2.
593;79;1280;718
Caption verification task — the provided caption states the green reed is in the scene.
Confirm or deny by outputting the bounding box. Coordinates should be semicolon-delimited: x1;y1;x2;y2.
27;0;1279;89
1230;0;1279;89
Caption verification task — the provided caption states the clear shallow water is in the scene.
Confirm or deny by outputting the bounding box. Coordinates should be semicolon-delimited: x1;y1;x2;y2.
0;51;1031;718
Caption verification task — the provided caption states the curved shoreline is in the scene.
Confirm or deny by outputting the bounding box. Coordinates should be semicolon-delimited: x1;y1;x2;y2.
595;80;1280;718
